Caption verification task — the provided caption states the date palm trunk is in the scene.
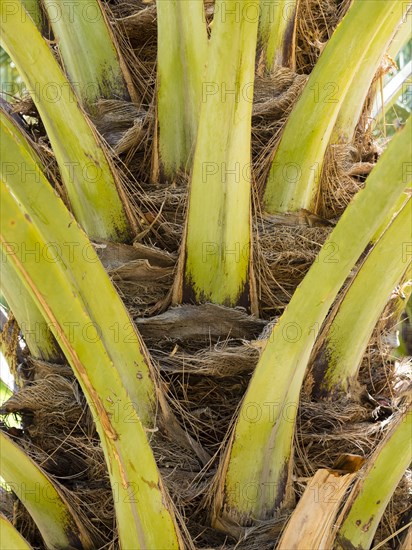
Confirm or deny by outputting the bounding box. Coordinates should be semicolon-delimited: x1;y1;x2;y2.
0;0;410;548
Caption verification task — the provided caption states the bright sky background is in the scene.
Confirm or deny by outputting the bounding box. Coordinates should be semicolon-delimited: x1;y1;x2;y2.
0;353;14;391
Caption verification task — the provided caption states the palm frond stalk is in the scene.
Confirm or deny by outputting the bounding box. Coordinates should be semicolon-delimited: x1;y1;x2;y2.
156;0;208;177
0;513;31;549
0;431;93;549
336;406;412;549
371;191;410;243
20;0;43;30
0;259;60;362
0;112;183;547
311;199;412;397
0;0;133;242
42;0;138;111
173;0;259;309
263;0;404;214
0;379;12;402
259;0;299;71
331;6;405;143
388;16;412;58
398;289;412;355
212;118;411;533
1;110;61;362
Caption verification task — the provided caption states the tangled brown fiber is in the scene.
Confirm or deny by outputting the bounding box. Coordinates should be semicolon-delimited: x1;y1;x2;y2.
293;406;411;550
357;292;412;401
1;360;114;548
111;0;158;92
135;181;188;252
317;143;365;218
317;106;385;220
254;216;332;317
295;0;351;74
159;353;253;454
252;68;308;194
112;8;157;106
0;313;21;381
109;257;175;316
90;99;145;148
1;304;410;549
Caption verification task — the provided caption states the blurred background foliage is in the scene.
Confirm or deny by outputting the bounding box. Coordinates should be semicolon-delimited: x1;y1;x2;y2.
0;47;23;100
